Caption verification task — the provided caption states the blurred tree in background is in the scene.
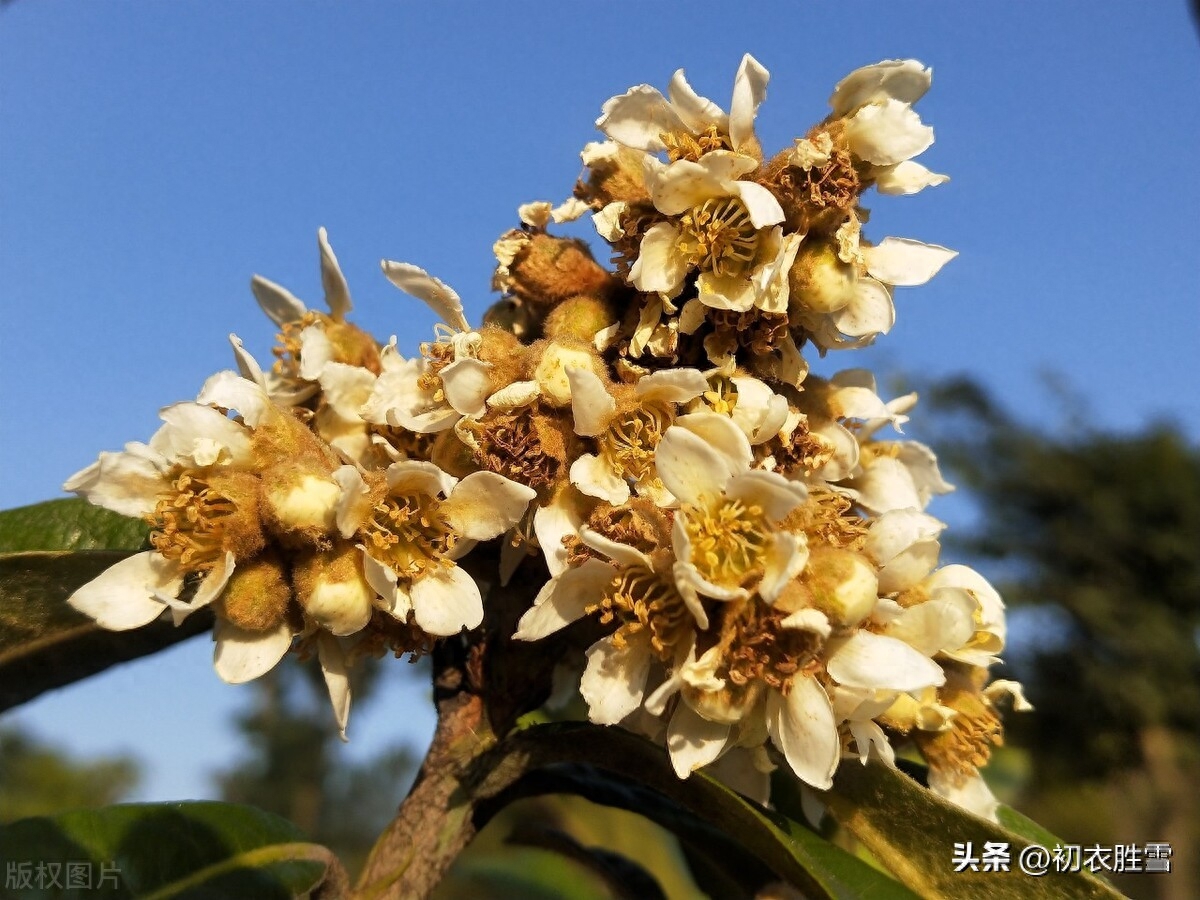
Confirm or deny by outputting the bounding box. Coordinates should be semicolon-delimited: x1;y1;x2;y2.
922;376;1200;899
215;658;419;878
0;727;140;823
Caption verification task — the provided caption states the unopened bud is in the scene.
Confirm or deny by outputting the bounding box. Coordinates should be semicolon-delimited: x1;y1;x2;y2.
532;339;605;407
293;545;374;636
260;463;340;546
788;243;858;315
495;232;614;307
218;551;291;633
803;548;878;628
544;294;617;343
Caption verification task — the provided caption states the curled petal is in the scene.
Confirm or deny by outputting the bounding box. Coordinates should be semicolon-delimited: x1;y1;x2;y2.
250;275;307;327
667;68;726;135
570;453;631;505
440;357;491;418
196;370;272;428
317;632;351;741
843;99;934;166
829;59;932;117
596;84;687;153
728;54;769;152
831;279;894;338
318;227;352;320
381;260;470;333
567;368;616;437
630;222;688;295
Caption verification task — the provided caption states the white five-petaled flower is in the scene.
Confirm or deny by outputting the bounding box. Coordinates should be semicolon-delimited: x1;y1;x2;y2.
362;263;492;433
597;53;769;159
64;378;296;687
630;151;786;307
335;460;536;636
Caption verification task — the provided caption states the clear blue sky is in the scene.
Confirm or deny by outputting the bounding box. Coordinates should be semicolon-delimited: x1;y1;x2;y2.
2;2;1198;803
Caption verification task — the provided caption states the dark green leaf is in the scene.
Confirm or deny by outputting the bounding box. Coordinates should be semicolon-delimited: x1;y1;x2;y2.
0;801;344;899
825;760;1124;899
0;499;149;553
474;724;919;900
0;551;211;712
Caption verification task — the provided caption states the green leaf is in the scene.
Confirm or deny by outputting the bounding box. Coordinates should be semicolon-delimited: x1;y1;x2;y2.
474;724;920;900
0;498;150;553
824;760;1124;899
0;551;212;713
0;801;345;899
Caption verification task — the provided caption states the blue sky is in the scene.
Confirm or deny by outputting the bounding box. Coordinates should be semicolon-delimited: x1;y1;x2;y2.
2;2;1198;802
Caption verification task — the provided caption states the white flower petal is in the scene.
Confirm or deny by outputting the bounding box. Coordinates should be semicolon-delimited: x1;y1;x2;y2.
723;469;808;523
579;527;652;570
629;222;688;295
514;558;614;640
228;334;269;390
213;617;292;685
635;368;710;404
668;703;732;777
596;84;687;153
318;227;352;320
865;238;957;287
728;53;769;152
729;180;785;229
667;68;726;135
192;551;236;613
655;425;737;505
829;59;932;118
885;591;976;657
677;412;754;477
317;632;351;741
196;370;272;428
567;368;616;437
381;260;469;333
250;275;307;326
843;99;934;167
928;768;999;823
872;160;949;196
67;551;178;630
487;379;542;411
442;471;536;541
297;325;334;382
64;445;168;518
570;453;631;505
827;631;945;693
440;356;491;418
760;532;809;605
361;550;412;621
766;678;839;790
831;279;894;338
411;565;483;635
581;632;652;725
533;491;586;579
386;459;457;499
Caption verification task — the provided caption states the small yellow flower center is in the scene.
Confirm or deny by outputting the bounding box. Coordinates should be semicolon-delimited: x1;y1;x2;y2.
588;563;691;660
597;401;673;483
681;496;771;588
677;196;760;279
148;472;236;573
660;124;733;163
363;492;456;580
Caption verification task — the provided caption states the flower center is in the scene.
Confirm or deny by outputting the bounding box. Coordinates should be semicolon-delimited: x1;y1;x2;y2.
914;688;1003;783
714;597;823;693
660;124;733;163
148;472;237;573
363;493;456;580
588;563;691;660
465;407;561;490
677;197;760;279
682;496;770;588
598;401;674;483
